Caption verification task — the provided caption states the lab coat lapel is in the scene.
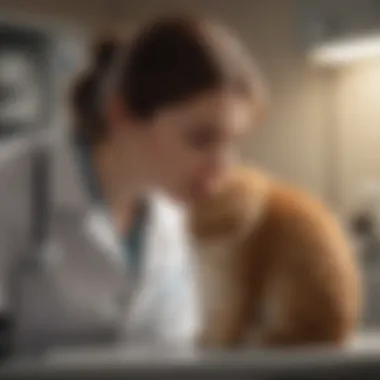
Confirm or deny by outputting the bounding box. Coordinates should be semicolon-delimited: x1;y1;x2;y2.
125;194;182;327
84;209;124;265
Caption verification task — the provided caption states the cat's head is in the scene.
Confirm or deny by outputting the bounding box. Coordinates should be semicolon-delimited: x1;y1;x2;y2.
187;167;269;245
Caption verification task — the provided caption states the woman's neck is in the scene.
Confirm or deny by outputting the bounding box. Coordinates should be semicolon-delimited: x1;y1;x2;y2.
92;141;144;234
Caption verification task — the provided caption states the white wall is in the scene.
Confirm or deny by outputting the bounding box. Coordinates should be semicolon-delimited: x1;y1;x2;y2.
334;59;380;219
0;0;109;30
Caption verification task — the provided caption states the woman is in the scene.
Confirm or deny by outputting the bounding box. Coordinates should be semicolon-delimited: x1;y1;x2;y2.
0;15;263;356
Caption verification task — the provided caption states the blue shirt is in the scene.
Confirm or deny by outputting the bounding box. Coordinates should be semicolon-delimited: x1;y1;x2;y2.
74;139;147;275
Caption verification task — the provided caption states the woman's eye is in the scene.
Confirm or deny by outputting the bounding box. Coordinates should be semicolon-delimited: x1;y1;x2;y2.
186;127;219;150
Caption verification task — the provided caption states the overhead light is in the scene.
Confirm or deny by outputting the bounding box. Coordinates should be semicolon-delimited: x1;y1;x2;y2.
308;33;380;67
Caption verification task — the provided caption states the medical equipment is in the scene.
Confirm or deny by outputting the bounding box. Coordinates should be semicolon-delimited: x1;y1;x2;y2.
0;142;50;359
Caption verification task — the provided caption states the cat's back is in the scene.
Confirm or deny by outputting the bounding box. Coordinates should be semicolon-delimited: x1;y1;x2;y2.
260;181;351;262
254;178;361;313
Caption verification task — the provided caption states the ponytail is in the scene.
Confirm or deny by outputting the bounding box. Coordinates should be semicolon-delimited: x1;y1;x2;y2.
70;36;119;143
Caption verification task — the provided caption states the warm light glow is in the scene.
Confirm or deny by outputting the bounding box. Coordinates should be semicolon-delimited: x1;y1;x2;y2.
308;34;380;67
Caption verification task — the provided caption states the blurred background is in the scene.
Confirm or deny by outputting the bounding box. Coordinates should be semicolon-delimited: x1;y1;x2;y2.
1;0;380;329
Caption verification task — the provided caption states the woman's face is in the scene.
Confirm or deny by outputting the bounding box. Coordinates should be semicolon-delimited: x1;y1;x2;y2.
149;90;252;201
116;90;252;202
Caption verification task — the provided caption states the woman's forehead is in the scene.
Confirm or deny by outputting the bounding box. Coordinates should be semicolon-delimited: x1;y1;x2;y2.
154;90;252;128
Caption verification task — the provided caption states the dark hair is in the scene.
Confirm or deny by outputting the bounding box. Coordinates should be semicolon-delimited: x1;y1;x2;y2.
71;15;265;144
70;35;119;143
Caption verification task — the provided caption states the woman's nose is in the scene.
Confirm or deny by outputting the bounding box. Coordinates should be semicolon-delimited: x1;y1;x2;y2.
200;160;230;192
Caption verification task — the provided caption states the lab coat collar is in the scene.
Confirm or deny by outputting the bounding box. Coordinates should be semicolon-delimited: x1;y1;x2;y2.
54;138;94;213
56;138;121;261
59;135;188;269
84;207;122;260
59;138;171;273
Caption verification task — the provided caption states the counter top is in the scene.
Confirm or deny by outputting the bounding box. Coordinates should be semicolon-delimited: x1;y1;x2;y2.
1;331;380;379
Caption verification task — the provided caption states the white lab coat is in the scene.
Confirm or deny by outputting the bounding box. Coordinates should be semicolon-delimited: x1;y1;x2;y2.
0;135;200;355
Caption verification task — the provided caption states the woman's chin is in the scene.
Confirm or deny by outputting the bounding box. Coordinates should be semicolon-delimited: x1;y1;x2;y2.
159;182;216;205
159;186;190;205
164;188;203;205
184;185;215;204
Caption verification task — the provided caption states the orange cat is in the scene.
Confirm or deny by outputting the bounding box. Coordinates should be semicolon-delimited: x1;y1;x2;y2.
188;167;361;348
